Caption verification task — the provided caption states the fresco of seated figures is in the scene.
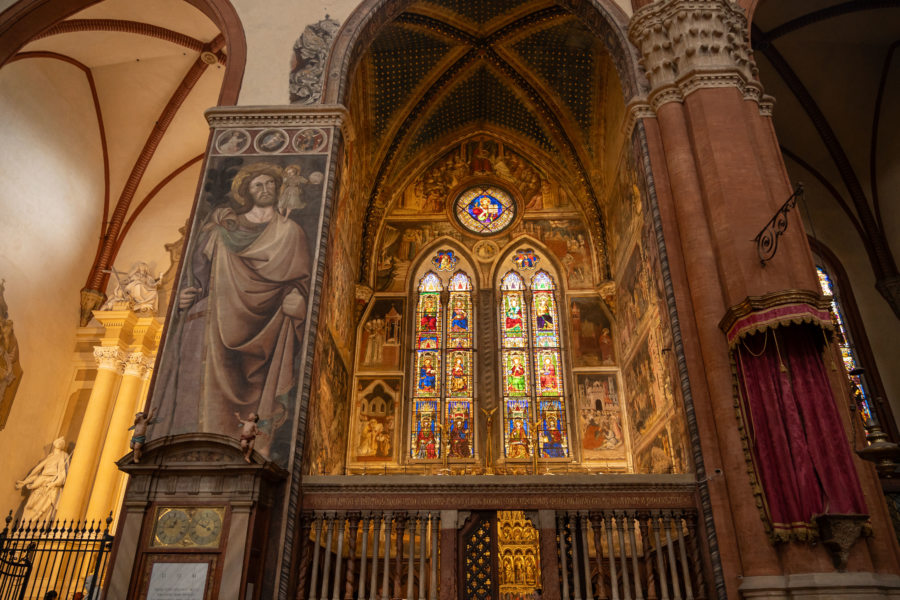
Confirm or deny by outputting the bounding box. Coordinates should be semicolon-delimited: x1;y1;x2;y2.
391;138;573;216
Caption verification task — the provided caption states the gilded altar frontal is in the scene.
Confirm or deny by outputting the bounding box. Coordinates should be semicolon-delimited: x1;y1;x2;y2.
2;0;900;598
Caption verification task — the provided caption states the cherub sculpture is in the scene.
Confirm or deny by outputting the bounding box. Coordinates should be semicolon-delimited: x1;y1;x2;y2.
129;408;158;463
235;412;262;463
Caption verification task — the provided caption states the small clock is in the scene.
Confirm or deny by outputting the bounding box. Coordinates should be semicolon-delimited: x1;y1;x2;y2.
188;508;224;547
154;508;190;546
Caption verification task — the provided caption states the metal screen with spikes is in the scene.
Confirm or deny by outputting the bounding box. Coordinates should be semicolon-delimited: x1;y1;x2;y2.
0;511;114;600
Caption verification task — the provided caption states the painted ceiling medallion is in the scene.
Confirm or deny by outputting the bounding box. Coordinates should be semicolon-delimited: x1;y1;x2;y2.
454;186;516;235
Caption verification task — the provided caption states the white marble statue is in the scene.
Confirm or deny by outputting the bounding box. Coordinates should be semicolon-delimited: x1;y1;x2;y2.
15;437;70;523
101;262;161;313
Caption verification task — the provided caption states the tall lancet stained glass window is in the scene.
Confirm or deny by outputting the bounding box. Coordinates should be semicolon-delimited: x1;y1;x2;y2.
531;270;569;457
816;266;874;426
447;271;474;459
412;272;442;460
411;269;476;460
499;270;570;460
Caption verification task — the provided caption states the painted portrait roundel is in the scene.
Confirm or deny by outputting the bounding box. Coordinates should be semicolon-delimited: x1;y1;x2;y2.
454;185;516;235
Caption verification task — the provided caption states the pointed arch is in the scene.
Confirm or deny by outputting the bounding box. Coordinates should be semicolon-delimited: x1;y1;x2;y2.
409;248;478;462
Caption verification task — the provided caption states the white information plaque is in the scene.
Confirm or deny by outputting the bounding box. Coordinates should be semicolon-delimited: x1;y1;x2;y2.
146;562;209;599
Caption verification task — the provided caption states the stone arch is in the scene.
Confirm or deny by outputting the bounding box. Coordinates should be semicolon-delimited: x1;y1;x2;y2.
405;236;482;291
0;0;247;104
321;0;648;107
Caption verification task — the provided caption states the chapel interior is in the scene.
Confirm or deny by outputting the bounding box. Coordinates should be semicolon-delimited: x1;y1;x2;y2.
0;0;899;598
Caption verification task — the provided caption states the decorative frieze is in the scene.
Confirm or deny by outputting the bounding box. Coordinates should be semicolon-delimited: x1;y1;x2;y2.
629;0;763;110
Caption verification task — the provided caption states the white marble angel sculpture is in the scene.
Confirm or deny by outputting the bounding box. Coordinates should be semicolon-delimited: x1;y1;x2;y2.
16;437;69;523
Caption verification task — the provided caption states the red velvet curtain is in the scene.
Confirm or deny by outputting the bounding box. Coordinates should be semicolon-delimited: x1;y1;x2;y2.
735;324;867;539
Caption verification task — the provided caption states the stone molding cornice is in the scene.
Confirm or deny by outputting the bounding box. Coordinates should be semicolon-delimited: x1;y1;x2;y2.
205;104;354;141
623;101;656;137
628;0;764;111
93;346;125;373
301;473;696;495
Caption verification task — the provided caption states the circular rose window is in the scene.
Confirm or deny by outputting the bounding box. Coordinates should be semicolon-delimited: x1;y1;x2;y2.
453;185;517;235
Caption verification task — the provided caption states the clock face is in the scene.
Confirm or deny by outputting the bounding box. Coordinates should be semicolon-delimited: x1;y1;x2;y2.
188;508;224;547
154;509;190;546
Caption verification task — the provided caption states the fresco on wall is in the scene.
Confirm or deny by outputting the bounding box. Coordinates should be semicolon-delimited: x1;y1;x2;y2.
305;329;351;475
358;299;404;371
633;426;673;474
576;373;624;460
150;138;330;468
605;147;643;262
376;218;593;292
332;141;365;270
323;238;357;363
568;296;615;367
392;138;569;215
351;378;399;463
622;332;663;444
618;243;651;354
668;415;690;473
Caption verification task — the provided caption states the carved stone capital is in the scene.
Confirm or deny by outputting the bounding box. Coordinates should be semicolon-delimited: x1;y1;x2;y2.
93;346;125;373
123;351;154;379
629;0;763;110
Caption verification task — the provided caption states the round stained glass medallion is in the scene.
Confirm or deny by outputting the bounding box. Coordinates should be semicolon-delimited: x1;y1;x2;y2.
454;186;516;235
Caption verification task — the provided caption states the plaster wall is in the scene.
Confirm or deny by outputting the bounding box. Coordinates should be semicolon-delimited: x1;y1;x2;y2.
0;58;105;515
112;162;201;286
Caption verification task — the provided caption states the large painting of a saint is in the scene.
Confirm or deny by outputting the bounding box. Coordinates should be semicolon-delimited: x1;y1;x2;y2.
152;150;329;466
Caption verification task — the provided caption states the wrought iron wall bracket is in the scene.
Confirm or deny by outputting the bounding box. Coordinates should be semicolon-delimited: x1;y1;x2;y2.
753;184;804;266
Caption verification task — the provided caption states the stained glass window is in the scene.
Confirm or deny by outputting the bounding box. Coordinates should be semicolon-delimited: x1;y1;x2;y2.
499;269;570;460
817;265;874;425
530;271;569;458
454;186;516;235
410;268;476;461
447;271;474;459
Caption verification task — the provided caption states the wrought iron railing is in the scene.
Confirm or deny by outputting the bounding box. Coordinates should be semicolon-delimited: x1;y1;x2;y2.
0;512;113;600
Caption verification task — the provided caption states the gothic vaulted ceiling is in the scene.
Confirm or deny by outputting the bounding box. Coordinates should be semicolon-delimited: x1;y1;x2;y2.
353;0;619;207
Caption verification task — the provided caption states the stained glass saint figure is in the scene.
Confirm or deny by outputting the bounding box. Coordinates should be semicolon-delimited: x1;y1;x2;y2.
541;414;565;458
450;355;467;394
508;417;530;458
418;355;437;392
535;296;553;330
449;414;470;458
539;355;557;392
506;296;523;332
507;354;527;394
451;298;469;332
415;416;438;459
420;295;438;331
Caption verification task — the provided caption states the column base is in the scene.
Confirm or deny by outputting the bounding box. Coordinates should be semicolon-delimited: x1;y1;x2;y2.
740;572;900;599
